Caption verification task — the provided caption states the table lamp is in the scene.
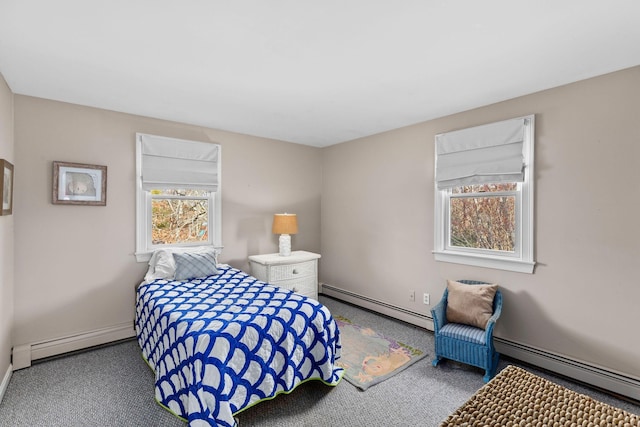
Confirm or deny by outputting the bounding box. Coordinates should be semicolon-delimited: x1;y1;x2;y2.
272;213;298;256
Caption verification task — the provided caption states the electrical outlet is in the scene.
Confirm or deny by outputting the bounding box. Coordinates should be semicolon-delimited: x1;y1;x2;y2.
423;293;430;305
409;290;415;302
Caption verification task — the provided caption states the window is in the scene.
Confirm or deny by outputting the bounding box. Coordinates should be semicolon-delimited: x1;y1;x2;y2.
449;183;517;252
135;133;221;262
150;189;210;245
434;116;535;273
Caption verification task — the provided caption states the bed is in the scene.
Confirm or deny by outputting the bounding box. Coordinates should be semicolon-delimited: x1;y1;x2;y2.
135;250;344;427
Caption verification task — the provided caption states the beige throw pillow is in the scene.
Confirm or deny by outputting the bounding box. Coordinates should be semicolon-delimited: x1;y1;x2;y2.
446;280;498;329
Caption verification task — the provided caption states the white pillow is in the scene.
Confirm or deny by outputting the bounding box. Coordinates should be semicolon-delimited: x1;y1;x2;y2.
144;246;218;282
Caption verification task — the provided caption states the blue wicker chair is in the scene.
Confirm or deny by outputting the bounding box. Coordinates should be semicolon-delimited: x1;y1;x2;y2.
431;280;503;382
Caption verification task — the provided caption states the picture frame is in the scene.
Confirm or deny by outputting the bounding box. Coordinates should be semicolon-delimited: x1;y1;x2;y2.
0;159;14;216
52;161;107;206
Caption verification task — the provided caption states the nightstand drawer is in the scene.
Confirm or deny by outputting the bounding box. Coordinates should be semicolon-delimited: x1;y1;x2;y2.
275;276;317;298
269;261;315;281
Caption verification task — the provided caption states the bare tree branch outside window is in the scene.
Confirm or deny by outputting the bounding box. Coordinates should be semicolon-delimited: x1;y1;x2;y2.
450;183;516;252
151;189;209;245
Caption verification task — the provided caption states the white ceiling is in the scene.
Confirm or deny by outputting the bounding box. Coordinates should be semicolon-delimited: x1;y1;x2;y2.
1;1;639;147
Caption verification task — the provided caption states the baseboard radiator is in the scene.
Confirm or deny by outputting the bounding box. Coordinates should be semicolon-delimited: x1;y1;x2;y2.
320;283;640;402
494;338;640;401
321;283;433;330
12;322;135;371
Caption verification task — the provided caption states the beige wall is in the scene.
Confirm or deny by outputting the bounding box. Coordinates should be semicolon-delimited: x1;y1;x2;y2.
321;66;640;378
0;74;14;380
13;96;322;349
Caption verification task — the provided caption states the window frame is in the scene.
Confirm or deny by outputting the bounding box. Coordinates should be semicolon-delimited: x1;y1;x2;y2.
135;135;222;263
433;115;535;273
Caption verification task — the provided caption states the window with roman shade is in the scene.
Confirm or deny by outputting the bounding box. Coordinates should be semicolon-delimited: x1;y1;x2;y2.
433;116;535;274
135;133;222;262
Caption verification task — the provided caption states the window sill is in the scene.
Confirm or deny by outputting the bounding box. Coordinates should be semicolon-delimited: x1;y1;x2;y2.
433;250;535;274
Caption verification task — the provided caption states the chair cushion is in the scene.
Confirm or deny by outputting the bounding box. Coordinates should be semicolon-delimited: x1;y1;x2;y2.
440;323;486;345
446;280;498;329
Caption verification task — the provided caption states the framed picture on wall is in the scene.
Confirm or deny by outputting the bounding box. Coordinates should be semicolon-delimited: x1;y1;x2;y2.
52;161;107;206
0;159;13;216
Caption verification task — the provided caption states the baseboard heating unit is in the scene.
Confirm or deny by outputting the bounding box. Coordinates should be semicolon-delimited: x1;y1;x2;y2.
12;322;135;371
494;338;640;402
320;283;433;330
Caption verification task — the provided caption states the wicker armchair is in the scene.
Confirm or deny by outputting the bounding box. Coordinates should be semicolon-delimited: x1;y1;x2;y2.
431;280;503;382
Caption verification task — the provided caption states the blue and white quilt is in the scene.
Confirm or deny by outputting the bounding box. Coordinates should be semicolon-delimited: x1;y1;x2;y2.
135;264;343;427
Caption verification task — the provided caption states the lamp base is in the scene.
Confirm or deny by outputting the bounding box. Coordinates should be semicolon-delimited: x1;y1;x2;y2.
279;234;292;256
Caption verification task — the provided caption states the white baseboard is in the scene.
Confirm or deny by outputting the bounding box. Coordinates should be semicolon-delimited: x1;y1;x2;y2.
320;282;640;401
12;322;135;371
0;363;11;404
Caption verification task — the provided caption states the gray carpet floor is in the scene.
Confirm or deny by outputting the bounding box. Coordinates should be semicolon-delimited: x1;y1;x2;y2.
1;295;638;426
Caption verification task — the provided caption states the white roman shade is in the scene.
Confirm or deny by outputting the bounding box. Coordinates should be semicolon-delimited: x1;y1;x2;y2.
435;117;528;189
140;134;219;191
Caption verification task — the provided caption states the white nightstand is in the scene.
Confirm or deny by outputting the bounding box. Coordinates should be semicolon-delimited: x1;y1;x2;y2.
248;251;321;300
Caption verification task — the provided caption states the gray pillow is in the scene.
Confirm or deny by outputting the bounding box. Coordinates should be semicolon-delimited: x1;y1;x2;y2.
173;251;219;280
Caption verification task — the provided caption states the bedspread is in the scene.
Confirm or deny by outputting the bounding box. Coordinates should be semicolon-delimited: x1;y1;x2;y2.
135;264;343;427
